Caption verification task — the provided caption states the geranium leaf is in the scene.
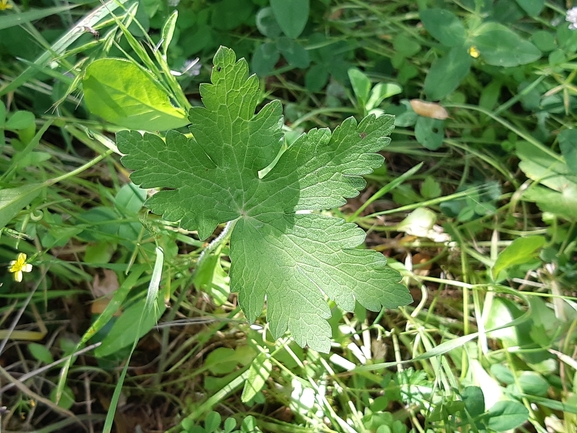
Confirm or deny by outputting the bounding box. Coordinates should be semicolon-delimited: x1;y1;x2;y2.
117;47;412;352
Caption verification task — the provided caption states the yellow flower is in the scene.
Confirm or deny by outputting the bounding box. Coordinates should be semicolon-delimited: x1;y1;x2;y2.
468;46;480;58
0;0;12;10
9;253;32;282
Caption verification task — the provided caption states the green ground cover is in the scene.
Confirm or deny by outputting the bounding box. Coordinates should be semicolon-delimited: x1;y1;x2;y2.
0;0;576;432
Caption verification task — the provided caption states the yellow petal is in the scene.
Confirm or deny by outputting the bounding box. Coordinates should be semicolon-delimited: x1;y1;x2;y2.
9;253;30;274
469;46;480;58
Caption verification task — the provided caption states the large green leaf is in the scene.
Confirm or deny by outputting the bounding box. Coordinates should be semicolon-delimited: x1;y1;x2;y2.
516;140;577;219
5;110;35;130
515;0;545;17
393;34;421;57
492;236;545;279
485;401;529;431
415;117;444;150
420;8;466;47
270;0;309;39
211;0;254;31
517;140;573;191
83;59;188;131
473;22;541;67
118;47;411;353
277;37;310;68
424;47;471;100
521;186;577;220
256;7;283;38
251;42;280;76
462;387;485;417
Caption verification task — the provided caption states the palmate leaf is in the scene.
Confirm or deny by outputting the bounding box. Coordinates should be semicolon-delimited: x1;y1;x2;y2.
117;46;412;353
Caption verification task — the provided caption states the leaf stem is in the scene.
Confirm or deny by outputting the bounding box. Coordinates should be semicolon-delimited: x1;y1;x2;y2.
44;148;114;186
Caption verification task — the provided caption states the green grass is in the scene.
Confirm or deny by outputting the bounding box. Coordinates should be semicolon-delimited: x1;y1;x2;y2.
1;0;577;432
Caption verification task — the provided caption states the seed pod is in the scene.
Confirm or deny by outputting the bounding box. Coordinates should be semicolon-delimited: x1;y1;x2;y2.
410;99;449;120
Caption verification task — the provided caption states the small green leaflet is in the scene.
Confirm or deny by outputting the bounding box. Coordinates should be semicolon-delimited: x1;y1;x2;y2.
117;47;412;353
83;59;188;131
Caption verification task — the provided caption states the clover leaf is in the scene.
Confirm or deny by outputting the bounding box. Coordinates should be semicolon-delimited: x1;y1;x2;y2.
117;46;412;353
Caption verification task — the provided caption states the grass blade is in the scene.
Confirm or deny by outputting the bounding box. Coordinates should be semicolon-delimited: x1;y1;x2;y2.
0;5;77;30
0;0;130;97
